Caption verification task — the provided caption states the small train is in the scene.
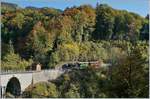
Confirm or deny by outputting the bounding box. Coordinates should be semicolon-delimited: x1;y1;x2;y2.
62;61;102;70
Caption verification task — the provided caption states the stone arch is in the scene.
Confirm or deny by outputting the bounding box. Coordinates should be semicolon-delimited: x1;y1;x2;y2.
5;77;21;97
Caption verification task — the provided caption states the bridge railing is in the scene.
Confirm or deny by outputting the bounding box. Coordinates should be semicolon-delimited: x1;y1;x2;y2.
0;68;65;75
0;70;34;75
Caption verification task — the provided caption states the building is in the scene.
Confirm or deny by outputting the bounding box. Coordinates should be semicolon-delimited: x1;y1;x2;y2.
30;63;41;71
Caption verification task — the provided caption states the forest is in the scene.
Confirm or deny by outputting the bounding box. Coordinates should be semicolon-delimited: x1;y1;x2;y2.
1;2;149;98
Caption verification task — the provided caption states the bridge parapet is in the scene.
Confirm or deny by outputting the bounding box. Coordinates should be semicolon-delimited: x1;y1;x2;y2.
32;69;65;83
0;70;34;75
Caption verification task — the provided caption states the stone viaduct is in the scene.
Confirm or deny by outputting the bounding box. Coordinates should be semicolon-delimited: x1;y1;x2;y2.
0;69;64;98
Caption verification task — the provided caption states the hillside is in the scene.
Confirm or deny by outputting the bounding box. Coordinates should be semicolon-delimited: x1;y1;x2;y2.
1;2;149;98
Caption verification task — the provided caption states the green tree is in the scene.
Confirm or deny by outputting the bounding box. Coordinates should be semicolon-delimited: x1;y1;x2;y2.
110;43;149;98
94;4;114;40
48;52;60;68
64;84;80;98
113;14;126;39
140;19;149;40
25;21;52;67
2;41;32;70
9;13;25;29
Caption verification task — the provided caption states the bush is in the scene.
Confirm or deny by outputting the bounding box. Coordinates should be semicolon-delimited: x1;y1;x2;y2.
23;82;58;98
